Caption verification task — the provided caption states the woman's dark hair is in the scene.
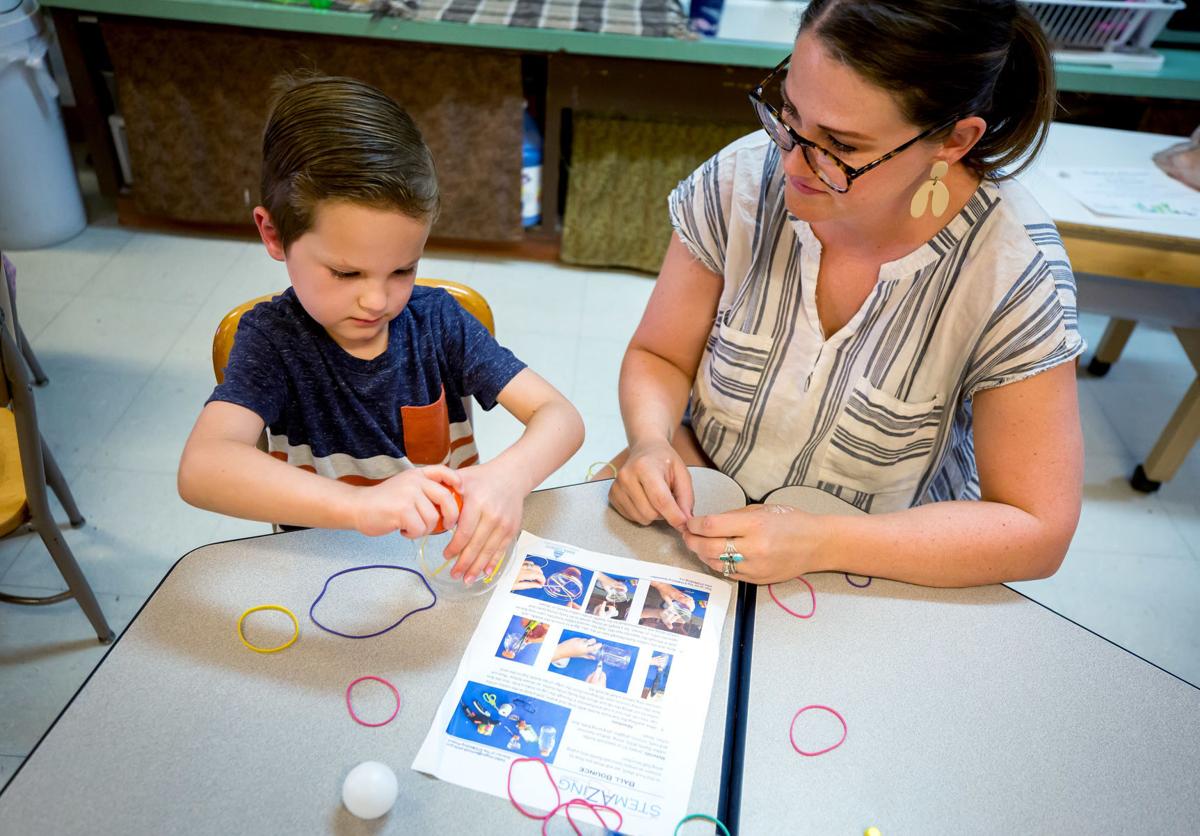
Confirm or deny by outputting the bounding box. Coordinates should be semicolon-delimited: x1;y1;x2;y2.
798;0;1055;178
260;75;440;250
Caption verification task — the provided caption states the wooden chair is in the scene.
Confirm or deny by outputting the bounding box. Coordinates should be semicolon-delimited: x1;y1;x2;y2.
0;268;112;643
212;278;496;384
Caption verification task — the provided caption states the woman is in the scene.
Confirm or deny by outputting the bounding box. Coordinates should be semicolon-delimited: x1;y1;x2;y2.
608;0;1084;587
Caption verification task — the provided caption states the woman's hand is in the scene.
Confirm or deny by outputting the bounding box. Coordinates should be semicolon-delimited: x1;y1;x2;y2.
512;560;546;591
594;571;627;596
608;438;695;529
553;637;600;662
649;580;695;611
682;504;823;584
444;461;522;583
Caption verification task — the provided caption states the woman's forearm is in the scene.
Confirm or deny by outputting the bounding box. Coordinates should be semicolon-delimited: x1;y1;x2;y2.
815;499;1076;587
618;347;695;447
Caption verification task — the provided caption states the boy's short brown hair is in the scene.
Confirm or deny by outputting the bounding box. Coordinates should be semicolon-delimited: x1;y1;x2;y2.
261;75;440;250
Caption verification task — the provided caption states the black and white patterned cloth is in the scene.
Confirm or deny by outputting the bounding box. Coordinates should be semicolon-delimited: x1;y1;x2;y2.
415;0;688;36
252;0;417;18
251;0;688;35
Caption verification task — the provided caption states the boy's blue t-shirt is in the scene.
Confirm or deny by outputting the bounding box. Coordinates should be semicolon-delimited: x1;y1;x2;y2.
208;286;526;483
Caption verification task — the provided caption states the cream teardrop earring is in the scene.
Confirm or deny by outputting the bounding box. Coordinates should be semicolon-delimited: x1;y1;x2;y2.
909;160;950;219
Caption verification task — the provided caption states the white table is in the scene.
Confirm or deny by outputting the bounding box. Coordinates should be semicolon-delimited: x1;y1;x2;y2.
0;470;746;835
731;485;1200;834
1021;122;1200;490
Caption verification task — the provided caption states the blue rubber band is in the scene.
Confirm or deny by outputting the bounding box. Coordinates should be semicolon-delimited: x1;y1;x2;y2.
309;564;436;639
674;813;731;836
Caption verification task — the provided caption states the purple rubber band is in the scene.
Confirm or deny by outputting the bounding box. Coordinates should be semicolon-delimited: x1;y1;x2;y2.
844;574;873;588
309;564;436;639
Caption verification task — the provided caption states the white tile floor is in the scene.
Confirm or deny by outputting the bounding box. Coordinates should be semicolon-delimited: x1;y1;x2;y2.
0;204;1197;789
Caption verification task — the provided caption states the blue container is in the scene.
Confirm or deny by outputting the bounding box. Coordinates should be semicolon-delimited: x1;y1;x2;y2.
521;108;542;228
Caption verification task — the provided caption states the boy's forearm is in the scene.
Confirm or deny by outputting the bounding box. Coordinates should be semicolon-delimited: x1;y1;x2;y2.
491;399;584;492
814;500;1073;588
178;439;358;529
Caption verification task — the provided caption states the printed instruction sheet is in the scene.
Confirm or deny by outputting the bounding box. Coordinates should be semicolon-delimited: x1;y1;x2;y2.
413;530;733;835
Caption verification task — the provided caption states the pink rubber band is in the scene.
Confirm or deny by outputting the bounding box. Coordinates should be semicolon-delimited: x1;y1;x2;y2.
768;576;816;619
541;799;623;836
344;676;401;728
507;757;562;820
568;799;622;833
789;704;847;756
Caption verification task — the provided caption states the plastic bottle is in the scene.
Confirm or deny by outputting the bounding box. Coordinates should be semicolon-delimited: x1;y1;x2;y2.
521;105;542;228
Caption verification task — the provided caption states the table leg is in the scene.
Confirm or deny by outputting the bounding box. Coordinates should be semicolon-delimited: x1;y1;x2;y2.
1087;318;1137;377
1131;327;1200;491
541;58;571;236
50;9;122;199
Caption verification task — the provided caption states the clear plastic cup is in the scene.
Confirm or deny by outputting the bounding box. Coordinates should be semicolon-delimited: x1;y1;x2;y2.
417;531;513;601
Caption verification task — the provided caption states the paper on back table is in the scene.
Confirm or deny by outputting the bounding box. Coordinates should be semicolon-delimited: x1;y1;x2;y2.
1049;165;1200;220
412;530;733;836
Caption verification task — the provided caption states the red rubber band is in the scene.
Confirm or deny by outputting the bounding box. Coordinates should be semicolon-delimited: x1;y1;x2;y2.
541;799;623;836
568;799;622;833
789;704;847;756
768;576;816;619
507;757;562;820
345;676;401;728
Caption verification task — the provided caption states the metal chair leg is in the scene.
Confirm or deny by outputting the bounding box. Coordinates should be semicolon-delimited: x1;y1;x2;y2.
35;521;112;643
0;518;114;643
41;439;85;527
0;282;110;642
17;322;47;386
0;589;74;605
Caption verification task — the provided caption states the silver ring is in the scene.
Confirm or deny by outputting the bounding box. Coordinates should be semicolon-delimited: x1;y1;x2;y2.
719;538;743;579
720;538;744;564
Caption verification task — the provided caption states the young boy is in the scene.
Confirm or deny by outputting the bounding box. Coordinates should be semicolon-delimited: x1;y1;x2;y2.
178;76;584;584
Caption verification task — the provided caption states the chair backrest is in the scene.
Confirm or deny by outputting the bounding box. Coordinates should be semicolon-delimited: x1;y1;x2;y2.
0;255;18;407
211;278;496;384
0;264;51;518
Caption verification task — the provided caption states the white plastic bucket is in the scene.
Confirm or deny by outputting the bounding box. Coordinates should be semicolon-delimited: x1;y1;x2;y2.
0;0;86;249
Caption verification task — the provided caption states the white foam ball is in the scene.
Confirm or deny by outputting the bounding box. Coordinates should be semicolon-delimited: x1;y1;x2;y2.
341;761;399;820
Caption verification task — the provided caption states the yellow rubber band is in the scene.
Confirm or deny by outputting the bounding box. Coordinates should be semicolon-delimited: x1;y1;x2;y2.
237;604;299;653
483;550;509;585
585;461;619;481
421;532;510;586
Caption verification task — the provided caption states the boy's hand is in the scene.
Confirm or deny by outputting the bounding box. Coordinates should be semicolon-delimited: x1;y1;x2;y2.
353;466;462;537
444;461;524;583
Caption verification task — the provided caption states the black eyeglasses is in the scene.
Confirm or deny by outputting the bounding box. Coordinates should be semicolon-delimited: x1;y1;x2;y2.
748;56;959;194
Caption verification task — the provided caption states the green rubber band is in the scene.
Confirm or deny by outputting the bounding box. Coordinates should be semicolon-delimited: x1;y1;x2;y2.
674;813;731;836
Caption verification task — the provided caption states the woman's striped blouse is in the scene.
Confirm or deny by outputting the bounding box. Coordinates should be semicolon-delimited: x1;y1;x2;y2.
670;132;1084;511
